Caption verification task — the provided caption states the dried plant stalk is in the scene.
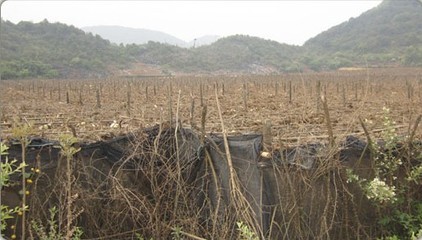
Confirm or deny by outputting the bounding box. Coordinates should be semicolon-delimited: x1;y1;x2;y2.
321;95;334;148
215;88;262;238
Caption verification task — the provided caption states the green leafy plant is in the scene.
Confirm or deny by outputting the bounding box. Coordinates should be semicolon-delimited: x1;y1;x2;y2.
58;134;82;240
347;107;422;239
10;121;35;239
171;226;182;240
31;206;83;240
365;177;397;204
407;160;422;183
411;225;422;240
374;107;403;181
236;221;258;240
0;141;28;235
58;134;81;159
1;142;25;188
135;233;153;240
29;134;83;240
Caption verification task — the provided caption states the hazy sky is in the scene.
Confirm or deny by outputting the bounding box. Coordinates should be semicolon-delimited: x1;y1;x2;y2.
1;1;382;45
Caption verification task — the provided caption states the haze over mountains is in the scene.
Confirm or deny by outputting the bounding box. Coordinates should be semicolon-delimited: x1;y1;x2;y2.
1;0;421;79
82;26;220;48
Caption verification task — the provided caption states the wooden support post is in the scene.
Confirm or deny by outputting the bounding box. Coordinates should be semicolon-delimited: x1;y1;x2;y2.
316;80;321;112
168;83;173;126
78;87;83;106
354;82;358;101
96;88;101;109
342;84;346;107
288;81;292;104
262;119;272;152
321;95;334;147
66;91;70;104
201;105;207;144
200;82;204;107
243;82;248;111
127;83;131;116
190;93;195;128
58;81;61;102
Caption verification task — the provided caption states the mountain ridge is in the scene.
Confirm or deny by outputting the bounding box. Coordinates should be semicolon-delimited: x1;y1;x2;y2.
1;0;422;79
82;25;220;48
303;0;422;69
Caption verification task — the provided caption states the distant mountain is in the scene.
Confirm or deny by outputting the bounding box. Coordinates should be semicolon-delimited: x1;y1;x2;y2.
132;35;301;73
82;26;220;48
82;25;187;47
303;0;422;69
188;35;221;48
0;20;131;79
2;0;422;79
196;35;301;73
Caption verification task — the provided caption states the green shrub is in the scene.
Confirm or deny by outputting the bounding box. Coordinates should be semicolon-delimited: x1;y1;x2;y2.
347;107;422;239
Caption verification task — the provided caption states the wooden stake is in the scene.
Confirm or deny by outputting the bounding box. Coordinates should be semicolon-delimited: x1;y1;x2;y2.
243;82;248;111
190;93;195;128
342;84;346;107
96;88;101;109
66;91;70;104
408;115;421;147
288;81;292;104
317;80;321;112
321;95;334;147
262;119;272;152
78;87;83;106
168;83;173;126
58;81;61;102
127;84;131;115
201;105;207;144
200;82;204;107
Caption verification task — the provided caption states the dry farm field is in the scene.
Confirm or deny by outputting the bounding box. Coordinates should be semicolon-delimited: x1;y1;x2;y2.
1;68;422;145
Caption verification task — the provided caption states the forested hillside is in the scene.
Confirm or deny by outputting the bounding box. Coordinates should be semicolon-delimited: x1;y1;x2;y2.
0;19;131;79
0;20;302;78
1;0;421;79
303;0;422;69
129;35;301;73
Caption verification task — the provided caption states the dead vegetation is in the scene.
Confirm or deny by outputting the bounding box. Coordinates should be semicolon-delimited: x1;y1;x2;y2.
1;67;422;239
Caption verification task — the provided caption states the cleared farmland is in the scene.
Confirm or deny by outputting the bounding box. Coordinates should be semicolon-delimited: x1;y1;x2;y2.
2;68;422;144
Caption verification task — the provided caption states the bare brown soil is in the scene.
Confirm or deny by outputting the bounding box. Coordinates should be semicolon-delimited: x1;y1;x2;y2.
1;67;422;146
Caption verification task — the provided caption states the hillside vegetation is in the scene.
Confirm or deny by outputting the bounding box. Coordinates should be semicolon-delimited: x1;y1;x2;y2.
303;0;422;69
0;20;131;79
129;35;301;73
1;0;422;79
